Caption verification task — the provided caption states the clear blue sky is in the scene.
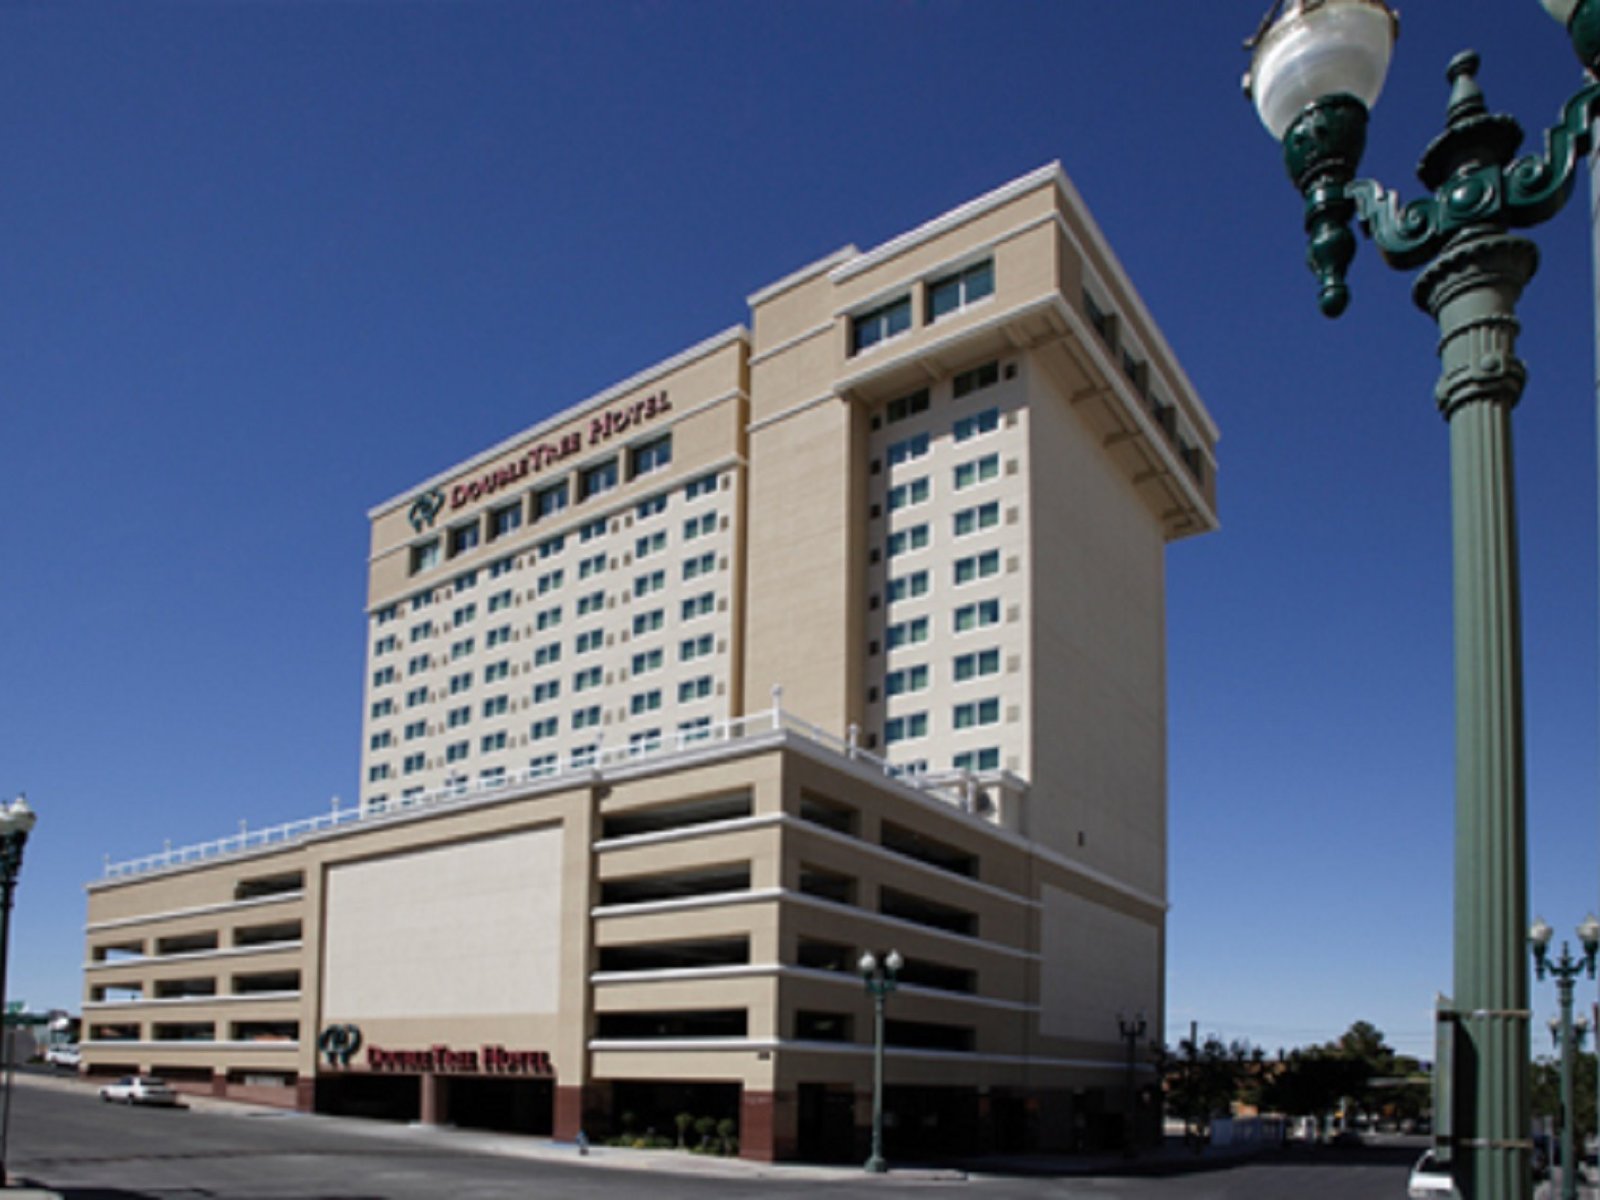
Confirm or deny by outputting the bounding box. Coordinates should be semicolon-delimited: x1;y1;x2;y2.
3;0;1597;1065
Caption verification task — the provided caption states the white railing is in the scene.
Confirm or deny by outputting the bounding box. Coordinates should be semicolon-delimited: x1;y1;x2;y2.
102;693;1020;880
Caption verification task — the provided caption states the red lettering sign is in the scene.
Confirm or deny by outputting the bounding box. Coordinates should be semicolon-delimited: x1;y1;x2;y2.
363;1042;552;1076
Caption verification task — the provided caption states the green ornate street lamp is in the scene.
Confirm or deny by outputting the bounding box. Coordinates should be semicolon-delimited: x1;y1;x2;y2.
0;795;38;1189
858;948;901;1174
1531;916;1600;1200
1117;1012;1147;1155
1245;3;1600;1197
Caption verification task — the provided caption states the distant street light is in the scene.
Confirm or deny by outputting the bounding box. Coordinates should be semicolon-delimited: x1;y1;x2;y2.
1118;1013;1148;1155
859;949;902;1174
1243;1;1600;1194
0;794;38;1189
1530;915;1600;1200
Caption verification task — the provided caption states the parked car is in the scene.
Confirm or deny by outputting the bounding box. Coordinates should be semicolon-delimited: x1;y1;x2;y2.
1408;1150;1454;1198
98;1076;179;1106
42;1044;79;1068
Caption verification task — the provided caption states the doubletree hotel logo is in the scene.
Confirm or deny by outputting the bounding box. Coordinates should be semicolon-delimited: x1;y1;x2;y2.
317;1023;363;1069
407;488;445;533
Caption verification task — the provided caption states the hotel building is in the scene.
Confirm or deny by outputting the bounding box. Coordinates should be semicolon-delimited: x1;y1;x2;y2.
82;164;1218;1161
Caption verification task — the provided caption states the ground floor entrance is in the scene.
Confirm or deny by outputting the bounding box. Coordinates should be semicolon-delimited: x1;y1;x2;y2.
315;1071;553;1135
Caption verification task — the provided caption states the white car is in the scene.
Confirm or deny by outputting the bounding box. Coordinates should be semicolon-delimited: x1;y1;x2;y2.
43;1044;79;1068
1407;1150;1455;1198
98;1075;179;1106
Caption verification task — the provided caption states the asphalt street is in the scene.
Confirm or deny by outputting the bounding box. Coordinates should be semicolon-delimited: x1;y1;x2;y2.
4;1073;1418;1199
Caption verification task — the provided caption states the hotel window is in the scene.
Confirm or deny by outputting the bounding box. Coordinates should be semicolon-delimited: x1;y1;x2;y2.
368;764;390;783
453;569;478;593
410;620;434;642
372;666;396;687
682;592;715;621
573;705;601;730
530;717;558;740
411;591;433;611
404;720;426;741
483;695;509;718
952;359;1001;400
634;569;665;598
851;294;911;354
887;616;929;648
953;698;1000;729
574;666;603;692
678;675;713;702
449;671;473;694
679;715;712;739
490;502;523;540
626;728;662;753
534;642;561;666
538;534;565;559
886;432;930;466
403;753;425;774
374;634;398;656
954;550;1000;585
887;477;930;512
577;590;605;616
449;522;481;557
486;624;512;648
580;458;619;500
375;604;399;625
447;706;470;728
631;648;664;675
579;553;606;579
579;517;607;542
953;648;1001;681
405;687;428;707
489;555;515;579
533;680;561;704
953;747;1000;772
572;743;600;767
885;388;930;425
485;660;509;682
536;569;564;595
369;731;392;751
928;260;994;322
887;525;929;558
887;570;929;603
683;512;717;541
407;655;430;676
681;633;714;661
683;551;716;581
536;606;562;631
636;493;667;520
575;629;604;655
636;531;666;559
954;599;1001;632
953;502;1000;538
489;589;513;613
1084;289;1115;345
451;604;476;627
410;539;441;575
446;741;469;763
371;698;394;718
685;473;719;500
953;407;1000;442
630;435;672;479
630;689;662;715
884;713;928;744
530;753;558;776
634;608;664;636
450;638;474;660
536;481;569;519
885;664;930;695
481;732;508;753
953;453;1000;491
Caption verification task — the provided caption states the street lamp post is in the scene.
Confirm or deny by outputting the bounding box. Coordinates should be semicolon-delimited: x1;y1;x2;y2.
1531;916;1600;1200
1118;1013;1147;1155
0;795;38;1190
859;949;902;1174
1243;4;1600;1197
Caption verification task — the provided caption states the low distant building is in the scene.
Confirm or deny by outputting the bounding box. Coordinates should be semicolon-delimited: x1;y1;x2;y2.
82;164;1218;1160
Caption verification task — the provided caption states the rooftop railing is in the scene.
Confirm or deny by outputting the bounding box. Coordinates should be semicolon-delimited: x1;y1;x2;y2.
101;692;1023;880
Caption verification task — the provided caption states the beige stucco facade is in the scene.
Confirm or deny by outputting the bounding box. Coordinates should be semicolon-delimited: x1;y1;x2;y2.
84;164;1216;1162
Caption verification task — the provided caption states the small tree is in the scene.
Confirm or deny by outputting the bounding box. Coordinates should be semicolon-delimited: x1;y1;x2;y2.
674;1111;694;1150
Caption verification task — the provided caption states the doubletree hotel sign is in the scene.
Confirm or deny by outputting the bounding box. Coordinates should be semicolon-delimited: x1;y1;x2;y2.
318;1026;552;1076
431;390;672;521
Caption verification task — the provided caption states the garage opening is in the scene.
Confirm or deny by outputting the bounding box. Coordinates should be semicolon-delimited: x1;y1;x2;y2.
447;1077;553;1134
315;1073;420;1122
